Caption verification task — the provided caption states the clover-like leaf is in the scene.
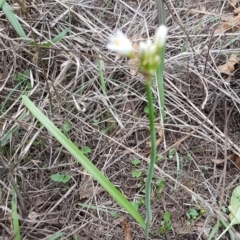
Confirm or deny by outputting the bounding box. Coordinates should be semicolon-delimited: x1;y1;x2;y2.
51;173;71;183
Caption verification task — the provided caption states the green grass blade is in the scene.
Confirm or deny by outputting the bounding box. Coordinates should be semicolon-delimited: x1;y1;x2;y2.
51;28;69;44
98;57;107;95
47;232;65;240
1;81;24;113
22;95;146;230
30;28;70;47
1;2;26;38
11;190;21;240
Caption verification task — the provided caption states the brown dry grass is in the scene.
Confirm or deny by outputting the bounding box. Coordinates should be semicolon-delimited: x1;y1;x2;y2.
1;0;240;239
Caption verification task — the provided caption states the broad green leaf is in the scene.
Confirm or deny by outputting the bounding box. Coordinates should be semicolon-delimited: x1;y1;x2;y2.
163;211;170;222
131;158;141;166
132;170;142;178
50;173;71;183
229;186;240;225
22;95;146;230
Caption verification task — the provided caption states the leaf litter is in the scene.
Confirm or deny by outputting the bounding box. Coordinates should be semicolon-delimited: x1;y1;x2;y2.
215;6;240;33
217;54;239;75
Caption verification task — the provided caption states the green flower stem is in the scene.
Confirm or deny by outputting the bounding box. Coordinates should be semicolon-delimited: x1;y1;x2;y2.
156;44;166;120
156;0;166;120
144;81;157;239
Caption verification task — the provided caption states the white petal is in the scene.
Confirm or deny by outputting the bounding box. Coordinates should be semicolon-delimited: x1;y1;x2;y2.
155;25;168;46
139;39;155;56
106;30;133;56
139;42;147;54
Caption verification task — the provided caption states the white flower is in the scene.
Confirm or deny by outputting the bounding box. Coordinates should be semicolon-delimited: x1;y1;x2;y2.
155;25;168;48
106;30;133;56
139;40;155;55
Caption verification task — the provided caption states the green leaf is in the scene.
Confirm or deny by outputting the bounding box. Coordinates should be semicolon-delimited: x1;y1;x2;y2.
168;148;176;159
13;69;30;82
11;190;21;240
221;206;227;213
131;201;139;211
132;170;142;178
40;28;70;47
144;106;149;114
187;208;198;219
131;158;141;166
163;211;170;222
50;173;71;183
52;28;70;44
93;118;100;126
229;186;240;225
62;120;71;132
1;2;26;39
22;95;146;230
156;180;164;189
81;146;91;154
156;155;163;162
208;222;219;240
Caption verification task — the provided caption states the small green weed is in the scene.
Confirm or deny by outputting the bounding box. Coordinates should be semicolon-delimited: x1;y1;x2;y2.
186;208;198;222
93;118;100;126
50;173;71;183
155;179;165;194
131;158;142;178
159;211;172;234
13;69;31;90
132;170;142;178
186;208;206;225
131;197;144;211
81;146;91;155
131;158;141;166
62;120;71;133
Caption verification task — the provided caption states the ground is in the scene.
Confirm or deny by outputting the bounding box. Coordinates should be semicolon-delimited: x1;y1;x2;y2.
0;0;240;239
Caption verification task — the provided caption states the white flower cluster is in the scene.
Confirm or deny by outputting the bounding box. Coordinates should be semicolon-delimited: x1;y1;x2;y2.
106;30;134;57
106;25;167;78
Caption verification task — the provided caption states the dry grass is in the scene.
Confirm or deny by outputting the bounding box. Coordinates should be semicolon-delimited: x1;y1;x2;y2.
1;0;240;239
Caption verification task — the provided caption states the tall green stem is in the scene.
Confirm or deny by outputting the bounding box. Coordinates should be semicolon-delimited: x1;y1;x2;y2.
156;0;166;120
144;82;157;239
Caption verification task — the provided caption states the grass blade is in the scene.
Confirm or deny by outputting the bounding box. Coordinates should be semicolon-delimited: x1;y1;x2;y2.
22;95;146;230
11;190;21;240
51;28;70;44
98;57;107;95
1;2;26;38
47;232;65;240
